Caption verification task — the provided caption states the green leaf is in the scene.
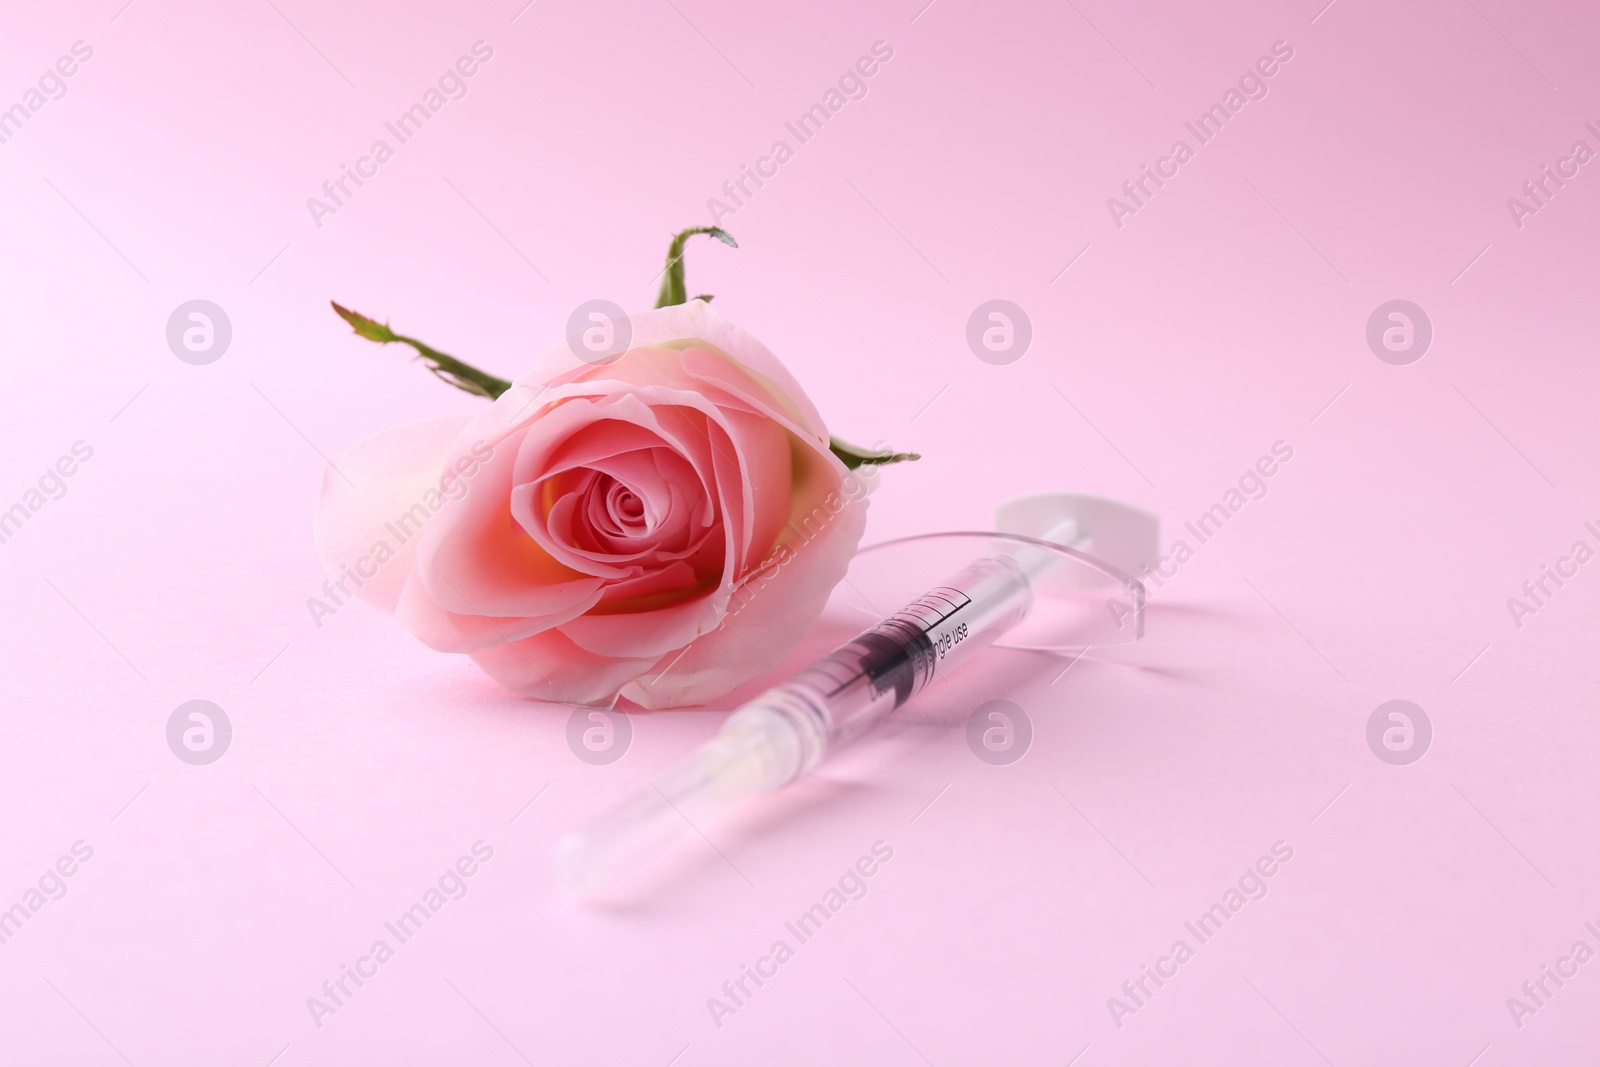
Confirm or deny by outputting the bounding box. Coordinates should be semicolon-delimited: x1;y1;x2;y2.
331;301;512;400
829;436;921;470
654;227;737;308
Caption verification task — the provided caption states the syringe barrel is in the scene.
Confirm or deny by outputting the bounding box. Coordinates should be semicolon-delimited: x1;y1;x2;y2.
722;552;1035;786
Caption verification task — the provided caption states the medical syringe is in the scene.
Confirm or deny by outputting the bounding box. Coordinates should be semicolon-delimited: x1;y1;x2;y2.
558;516;1114;895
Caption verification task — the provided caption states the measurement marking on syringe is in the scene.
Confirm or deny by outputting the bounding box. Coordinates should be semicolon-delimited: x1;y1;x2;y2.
812;587;980;704
917;588;974;665
908;588;972;626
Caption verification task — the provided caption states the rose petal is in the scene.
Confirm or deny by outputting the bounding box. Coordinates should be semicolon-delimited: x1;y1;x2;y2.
312;414;475;614
522;302;828;442
470;627;660;706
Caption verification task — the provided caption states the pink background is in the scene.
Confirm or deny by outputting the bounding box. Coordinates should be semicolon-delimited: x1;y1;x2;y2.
3;0;1598;1062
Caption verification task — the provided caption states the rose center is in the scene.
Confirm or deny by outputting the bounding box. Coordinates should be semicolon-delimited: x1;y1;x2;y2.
596;476;650;538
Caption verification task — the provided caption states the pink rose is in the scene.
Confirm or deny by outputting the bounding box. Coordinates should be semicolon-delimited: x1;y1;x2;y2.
313;300;871;708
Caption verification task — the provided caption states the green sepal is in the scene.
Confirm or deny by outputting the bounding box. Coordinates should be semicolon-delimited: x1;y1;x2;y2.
829;437;921;470
331;302;512;400
654;227;736;308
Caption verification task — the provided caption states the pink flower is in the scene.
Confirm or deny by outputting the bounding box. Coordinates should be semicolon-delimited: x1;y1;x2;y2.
313;300;871;709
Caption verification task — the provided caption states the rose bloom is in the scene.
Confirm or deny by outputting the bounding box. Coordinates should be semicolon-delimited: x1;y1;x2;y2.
314;301;871;708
